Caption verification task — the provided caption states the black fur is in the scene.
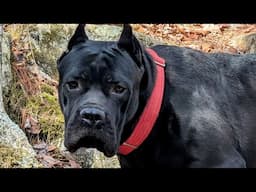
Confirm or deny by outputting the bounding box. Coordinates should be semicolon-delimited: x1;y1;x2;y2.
57;24;256;167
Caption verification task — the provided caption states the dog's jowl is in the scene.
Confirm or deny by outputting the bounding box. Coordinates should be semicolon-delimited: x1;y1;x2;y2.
57;24;256;168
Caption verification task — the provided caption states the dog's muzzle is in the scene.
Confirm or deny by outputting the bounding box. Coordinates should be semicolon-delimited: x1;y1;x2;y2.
64;105;117;157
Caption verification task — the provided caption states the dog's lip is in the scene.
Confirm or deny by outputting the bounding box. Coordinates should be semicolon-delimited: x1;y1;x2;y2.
64;142;79;153
103;145;117;157
64;135;117;156
67;145;116;157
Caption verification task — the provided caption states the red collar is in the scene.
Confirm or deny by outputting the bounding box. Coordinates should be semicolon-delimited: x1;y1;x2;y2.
118;48;166;155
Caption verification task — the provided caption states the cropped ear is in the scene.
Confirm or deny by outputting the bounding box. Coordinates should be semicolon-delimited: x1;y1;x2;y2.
117;24;144;67
57;24;88;66
67;24;88;50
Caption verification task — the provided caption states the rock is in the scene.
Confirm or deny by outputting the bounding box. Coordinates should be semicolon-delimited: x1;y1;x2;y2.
73;148;120;168
231;33;256;54
86;24;164;47
1;32;12;92
27;24;164;78
59;142;120;168
0;27;40;168
27;24;77;77
0;112;41;168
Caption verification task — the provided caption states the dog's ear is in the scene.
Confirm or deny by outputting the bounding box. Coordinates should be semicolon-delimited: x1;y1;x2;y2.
118;24;144;67
67;24;88;50
57;24;87;66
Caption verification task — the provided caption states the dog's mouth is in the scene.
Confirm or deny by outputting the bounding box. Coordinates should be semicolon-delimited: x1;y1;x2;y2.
65;135;117;157
64;109;119;157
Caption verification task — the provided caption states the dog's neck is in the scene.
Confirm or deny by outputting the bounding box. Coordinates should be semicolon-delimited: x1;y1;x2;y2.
118;97;190;167
117;49;190;167
120;50;157;144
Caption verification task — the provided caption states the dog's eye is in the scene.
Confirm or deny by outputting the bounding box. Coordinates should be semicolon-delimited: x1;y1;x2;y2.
110;84;126;94
66;81;79;90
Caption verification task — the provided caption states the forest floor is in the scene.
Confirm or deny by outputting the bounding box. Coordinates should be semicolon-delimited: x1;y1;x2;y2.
5;24;256;168
133;24;256;53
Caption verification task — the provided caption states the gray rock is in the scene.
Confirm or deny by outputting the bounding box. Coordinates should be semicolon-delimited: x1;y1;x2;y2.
0;27;40;168
59;142;120;168
27;24;164;78
231;33;256;54
1;32;12;92
0;112;41;168
73;148;120;168
86;24;164;46
27;24;77;77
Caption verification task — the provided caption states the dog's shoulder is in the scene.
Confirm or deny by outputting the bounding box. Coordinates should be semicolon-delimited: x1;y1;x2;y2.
152;44;256;138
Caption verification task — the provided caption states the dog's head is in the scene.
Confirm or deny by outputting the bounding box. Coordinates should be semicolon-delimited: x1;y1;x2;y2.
57;24;147;157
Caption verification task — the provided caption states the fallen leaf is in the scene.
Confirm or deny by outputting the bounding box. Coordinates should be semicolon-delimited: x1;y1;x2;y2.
24;115;41;134
201;42;213;52
33;142;47;150
37;154;63;168
225;47;238;54
47;145;57;152
69;160;81;168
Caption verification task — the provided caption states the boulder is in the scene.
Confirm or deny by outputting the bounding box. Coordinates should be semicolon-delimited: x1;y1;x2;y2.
231;33;256;54
0;28;40;168
0;112;41;168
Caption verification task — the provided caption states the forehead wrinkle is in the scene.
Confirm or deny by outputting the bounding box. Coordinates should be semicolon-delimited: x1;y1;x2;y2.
90;53;131;84
88;52;110;81
102;48;116;58
95;49;116;70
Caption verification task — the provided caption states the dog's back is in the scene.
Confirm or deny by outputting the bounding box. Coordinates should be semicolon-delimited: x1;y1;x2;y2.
152;45;256;167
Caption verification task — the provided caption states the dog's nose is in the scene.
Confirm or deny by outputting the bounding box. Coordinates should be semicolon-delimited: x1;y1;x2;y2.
80;107;106;126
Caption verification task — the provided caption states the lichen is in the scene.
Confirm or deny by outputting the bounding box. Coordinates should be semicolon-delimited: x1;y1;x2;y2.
29;24;76;78
0;112;41;168
0;144;41;168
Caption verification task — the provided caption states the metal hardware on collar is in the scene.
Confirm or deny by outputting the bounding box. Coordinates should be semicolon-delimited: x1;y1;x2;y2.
123;142;137;149
155;61;166;67
118;48;166;155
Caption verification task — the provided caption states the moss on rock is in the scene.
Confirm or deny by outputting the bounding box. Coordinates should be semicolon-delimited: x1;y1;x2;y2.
0;145;41;168
0;112;41;168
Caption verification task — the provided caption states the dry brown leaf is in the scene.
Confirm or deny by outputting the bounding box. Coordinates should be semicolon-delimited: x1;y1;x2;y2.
38;154;63;168
218;24;231;32
201;42;214;52
24;115;41;134
225;47;238;54
69;160;81;168
47;145;57;152
33;142;47;150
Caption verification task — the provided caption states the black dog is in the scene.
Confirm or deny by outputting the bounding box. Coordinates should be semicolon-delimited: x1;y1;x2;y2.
57;24;256;168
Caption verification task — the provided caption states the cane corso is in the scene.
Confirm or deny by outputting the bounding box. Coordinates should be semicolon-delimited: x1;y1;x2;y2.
57;24;256;168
